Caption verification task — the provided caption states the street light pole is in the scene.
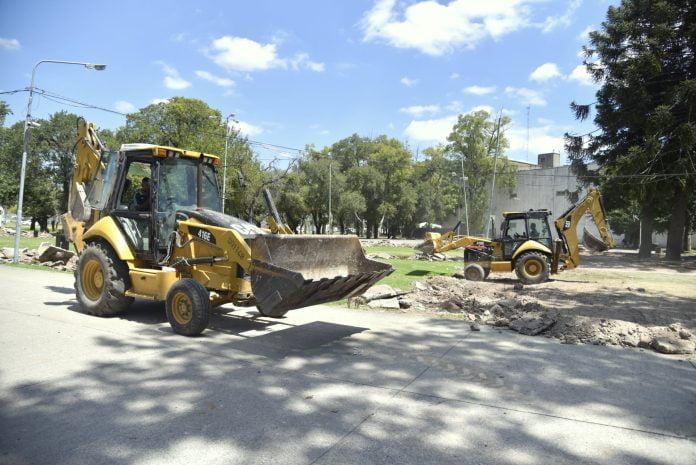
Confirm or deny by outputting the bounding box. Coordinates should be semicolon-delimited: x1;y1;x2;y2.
328;154;332;235
221;114;236;213
13;60;106;263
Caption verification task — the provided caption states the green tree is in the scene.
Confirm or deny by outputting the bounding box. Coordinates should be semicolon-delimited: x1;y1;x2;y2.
118;97;227;154
446;111;515;234
566;0;696;259
412;145;459;230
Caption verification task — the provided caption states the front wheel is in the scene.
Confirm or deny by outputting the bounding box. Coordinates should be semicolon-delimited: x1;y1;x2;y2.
75;242;133;316
165;279;211;336
464;263;486;281
515;252;550;285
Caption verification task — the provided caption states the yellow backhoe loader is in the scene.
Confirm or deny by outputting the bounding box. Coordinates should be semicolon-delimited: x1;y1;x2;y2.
415;188;615;284
62;119;392;336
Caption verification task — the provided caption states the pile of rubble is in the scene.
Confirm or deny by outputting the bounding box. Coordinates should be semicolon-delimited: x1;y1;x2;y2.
0;242;76;272
350;276;695;355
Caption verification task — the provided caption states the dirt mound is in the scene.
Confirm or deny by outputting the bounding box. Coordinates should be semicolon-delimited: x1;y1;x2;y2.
359;276;695;356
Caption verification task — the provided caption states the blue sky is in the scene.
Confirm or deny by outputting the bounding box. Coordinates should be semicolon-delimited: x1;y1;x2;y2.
0;0;614;164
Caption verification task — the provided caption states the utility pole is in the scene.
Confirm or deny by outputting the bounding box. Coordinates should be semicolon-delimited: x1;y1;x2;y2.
485;109;503;237
220;114;237;213
328;152;332;235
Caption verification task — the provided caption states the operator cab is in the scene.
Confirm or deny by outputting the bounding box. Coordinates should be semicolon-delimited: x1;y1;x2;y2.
498;210;553;259
107;145;222;262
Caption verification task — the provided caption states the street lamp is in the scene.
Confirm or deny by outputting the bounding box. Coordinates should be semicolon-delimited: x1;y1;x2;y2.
13;60;106;263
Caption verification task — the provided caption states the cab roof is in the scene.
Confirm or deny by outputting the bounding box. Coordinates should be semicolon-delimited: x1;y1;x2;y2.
502;210;552;219
120;143;220;162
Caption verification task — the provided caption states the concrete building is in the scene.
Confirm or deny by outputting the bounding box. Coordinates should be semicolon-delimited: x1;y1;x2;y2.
487;153;694;248
489;152;601;241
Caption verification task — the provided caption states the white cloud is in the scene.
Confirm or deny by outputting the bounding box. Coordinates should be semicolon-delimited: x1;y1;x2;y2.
230;120;263;137
506;124;565;158
361;0;533;55
568;64;594;86
541;0;582;33
529;62;562;82
151;98;170;105
404;115;458;142
577;25;594;41
400;104;440;117
450;72;460;80
470;105;494;115
195;70;235;87
209;36;324;72
400;77;418;87
114;100;135;113
464;85;496;95
446;100;464;112
505;86;547;106
404;106;494;141
0;38;20;50
156;62;191;90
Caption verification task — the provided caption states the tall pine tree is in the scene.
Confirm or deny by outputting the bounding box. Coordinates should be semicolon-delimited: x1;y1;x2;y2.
566;0;696;259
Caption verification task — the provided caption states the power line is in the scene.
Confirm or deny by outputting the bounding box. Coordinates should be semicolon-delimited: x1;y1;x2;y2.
29;87;305;156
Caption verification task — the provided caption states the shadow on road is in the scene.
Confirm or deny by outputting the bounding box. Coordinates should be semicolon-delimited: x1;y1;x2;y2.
2;307;695;465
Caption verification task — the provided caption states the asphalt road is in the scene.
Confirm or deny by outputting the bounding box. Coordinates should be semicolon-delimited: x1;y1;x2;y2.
1;266;695;465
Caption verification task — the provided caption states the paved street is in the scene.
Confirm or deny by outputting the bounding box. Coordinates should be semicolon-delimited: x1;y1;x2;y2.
1;265;695;465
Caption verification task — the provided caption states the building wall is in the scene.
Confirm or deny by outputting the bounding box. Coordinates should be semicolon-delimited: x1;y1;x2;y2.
490;164;599;241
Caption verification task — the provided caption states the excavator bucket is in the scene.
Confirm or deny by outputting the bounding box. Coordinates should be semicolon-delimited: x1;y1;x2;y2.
249;235;393;316
582;226;609;252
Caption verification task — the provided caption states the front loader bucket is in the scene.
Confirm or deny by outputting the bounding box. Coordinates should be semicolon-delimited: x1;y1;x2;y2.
249;235;393;316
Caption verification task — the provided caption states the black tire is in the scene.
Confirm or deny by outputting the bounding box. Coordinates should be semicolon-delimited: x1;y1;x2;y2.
257;306;289;318
464;263;485;281
515;252;550;285
165;279;211;336
75;241;133;316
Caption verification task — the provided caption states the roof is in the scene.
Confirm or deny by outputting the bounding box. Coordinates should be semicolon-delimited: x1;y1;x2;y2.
120;143;220;161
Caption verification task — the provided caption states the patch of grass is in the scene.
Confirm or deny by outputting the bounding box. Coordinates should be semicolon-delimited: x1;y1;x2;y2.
0;235;52;250
375;258;458;290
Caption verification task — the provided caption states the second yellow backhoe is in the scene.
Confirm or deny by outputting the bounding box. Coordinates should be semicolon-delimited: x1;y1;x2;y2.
62;119;392;336
416;188;615;284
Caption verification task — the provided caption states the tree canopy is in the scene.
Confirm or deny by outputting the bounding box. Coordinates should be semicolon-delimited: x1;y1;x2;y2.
566;0;696;258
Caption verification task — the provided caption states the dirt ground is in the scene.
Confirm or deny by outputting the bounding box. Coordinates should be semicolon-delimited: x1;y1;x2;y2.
356;250;696;357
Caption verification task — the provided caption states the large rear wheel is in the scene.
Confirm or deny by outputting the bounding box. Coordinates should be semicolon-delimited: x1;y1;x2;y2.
515;252;550;285
165;279;211;336
75;242;134;316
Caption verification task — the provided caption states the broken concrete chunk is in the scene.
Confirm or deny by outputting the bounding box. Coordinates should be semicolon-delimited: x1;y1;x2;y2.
37;243;75;264
366;298;401;309
651;337;696;354
509;316;555;336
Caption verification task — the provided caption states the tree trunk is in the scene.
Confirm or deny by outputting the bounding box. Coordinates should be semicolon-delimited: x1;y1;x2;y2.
665;184;687;260
638;203;654;258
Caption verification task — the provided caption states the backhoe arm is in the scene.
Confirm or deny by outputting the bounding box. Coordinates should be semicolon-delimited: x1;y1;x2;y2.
554;188;615;270
63;119;108;252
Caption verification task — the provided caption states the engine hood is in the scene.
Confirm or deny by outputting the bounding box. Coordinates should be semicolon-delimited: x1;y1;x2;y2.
175;209;265;239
